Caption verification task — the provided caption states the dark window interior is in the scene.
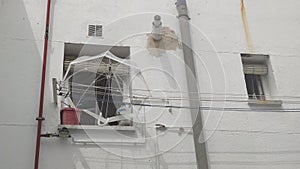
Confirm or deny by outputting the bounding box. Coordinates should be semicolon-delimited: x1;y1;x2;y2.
245;74;265;100
95;72;123;125
63;43;130;125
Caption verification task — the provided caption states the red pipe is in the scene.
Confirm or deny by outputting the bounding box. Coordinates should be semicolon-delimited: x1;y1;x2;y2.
34;0;52;169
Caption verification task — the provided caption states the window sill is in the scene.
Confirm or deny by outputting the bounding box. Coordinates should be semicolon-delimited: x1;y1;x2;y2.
248;99;282;106
59;124;136;131
58;124;145;144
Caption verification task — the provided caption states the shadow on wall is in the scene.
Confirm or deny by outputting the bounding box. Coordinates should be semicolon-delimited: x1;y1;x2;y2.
0;0;45;169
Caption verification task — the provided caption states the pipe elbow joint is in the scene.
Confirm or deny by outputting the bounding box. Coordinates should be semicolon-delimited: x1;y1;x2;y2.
151;15;163;41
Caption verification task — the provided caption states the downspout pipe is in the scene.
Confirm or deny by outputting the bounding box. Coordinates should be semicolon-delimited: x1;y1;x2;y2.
175;0;209;169
34;0;52;169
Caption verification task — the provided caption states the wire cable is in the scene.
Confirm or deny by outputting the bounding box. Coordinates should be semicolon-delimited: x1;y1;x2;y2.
64;97;300;113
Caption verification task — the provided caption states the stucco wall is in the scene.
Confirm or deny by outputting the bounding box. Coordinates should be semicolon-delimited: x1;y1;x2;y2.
0;0;300;169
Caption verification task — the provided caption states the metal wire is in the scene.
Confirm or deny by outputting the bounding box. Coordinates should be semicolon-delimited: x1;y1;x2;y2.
60;81;300;99
58;85;300;105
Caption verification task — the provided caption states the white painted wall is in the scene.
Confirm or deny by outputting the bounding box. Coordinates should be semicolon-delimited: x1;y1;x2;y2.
1;0;300;169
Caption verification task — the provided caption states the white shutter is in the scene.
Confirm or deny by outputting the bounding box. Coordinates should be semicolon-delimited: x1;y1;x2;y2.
243;64;268;75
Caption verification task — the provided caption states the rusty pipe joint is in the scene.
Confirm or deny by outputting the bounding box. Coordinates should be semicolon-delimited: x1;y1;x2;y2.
151;15;163;41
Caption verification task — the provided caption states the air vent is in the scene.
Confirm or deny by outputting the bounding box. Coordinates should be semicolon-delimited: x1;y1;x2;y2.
88;24;103;37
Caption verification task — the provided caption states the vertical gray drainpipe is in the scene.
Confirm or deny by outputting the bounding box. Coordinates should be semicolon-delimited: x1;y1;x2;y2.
176;0;209;169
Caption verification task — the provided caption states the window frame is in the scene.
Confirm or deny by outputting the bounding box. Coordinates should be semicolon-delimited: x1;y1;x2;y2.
241;53;269;101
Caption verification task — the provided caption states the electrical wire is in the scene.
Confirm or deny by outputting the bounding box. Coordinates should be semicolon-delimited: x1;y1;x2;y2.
60;81;300;99
63;97;300;113
58;86;300;105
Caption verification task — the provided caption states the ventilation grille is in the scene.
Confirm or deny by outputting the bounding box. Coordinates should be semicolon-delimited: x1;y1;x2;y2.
88;25;103;37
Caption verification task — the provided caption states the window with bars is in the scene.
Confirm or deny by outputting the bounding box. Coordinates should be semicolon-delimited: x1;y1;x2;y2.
244;74;265;100
241;53;269;100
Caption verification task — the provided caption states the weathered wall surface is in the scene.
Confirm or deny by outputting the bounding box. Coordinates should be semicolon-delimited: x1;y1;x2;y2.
0;0;300;168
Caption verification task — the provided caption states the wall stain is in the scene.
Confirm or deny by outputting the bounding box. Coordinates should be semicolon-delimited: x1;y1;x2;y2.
241;0;254;53
147;27;180;56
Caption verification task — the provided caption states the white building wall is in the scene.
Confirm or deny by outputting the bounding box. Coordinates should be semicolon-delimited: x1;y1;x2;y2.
1;0;300;169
